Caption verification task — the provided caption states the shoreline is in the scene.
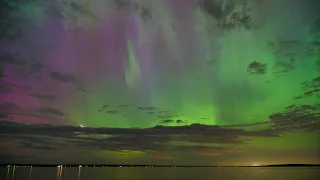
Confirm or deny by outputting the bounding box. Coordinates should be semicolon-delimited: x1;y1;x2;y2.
1;164;319;168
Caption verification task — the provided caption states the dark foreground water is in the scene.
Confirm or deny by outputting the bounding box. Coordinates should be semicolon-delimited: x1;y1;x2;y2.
1;167;319;180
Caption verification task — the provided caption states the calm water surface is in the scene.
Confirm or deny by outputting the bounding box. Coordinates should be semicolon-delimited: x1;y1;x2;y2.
1;167;319;180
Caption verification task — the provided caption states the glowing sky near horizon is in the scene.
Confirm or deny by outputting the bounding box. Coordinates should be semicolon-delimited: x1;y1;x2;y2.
0;0;319;128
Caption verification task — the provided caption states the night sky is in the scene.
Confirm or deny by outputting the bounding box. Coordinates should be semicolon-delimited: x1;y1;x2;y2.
0;0;319;166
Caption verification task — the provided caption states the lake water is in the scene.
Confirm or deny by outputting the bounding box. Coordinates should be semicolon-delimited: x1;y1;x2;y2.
1;167;319;180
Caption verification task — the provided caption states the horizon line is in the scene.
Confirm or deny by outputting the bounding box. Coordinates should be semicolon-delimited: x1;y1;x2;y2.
1;163;320;167
0;120;269;129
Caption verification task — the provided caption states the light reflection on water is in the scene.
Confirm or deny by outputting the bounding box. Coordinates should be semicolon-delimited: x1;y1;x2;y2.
1;167;320;180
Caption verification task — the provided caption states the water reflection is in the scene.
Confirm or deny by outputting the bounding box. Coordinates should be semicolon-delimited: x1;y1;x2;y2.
1;167;319;180
29;167;32;180
77;166;81;180
12;166;15;180
57;165;63;179
5;166;16;180
6;166;9;179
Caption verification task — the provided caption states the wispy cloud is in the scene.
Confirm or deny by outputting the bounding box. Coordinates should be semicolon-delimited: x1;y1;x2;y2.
138;106;156;110
294;76;320;99
0;80;32;91
0;53;26;67
50;72;76;83
247;61;267;75
274;60;295;74
0;84;13;93
29;93;56;101
269;104;320;132
0;102;23;113
0;102;67;123
36;107;65;117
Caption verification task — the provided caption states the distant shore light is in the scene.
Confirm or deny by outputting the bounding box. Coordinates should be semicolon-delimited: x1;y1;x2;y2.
252;163;260;166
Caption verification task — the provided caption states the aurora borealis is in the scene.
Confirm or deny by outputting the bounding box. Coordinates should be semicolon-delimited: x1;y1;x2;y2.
0;0;319;165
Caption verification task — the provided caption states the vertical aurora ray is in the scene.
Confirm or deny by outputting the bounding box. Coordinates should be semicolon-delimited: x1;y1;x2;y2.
125;40;141;90
0;0;318;128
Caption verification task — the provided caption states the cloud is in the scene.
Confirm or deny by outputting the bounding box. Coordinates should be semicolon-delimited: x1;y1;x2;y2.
16;61;45;78
309;16;320;34
0;154;34;164
0;102;23;112
44;2;64;19
112;0;131;10
67;2;91;16
29;93;56;101
198;0;222;20
158;119;187;125
176;120;186;124
316;57;320;70
118;103;134;108
138;106;156;110
2;108;319;162
268;104;320;132
45;0;95;33
198;0;254;30
29;62;43;73
151;153;175;159
0;1;27;42
97;108;119;114
36;107;65;117
308;40;320;47
0;102;68;122
0;113;9;118
173;146;228;156
1;80;32;91
279;39;301;48
294;77;320;99
158;111;169;113
50;72;76;83
0;52;44;78
139;6;151;21
247;61;267;75
0;53;26;67
302;77;320;90
106;110;118;114
0;121;282;155
269;39;305;74
0;102;26;121
0;67;4;77
294;89;320;99
0;85;13;93
274;60;295;74
221;121;271;128
101;104;109;109
159;119;175;124
20;141;57;150
158;115;173;119
273;39;302;56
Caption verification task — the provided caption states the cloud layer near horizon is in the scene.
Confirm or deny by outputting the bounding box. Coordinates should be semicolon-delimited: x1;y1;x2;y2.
1;119;319;165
